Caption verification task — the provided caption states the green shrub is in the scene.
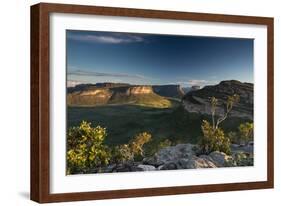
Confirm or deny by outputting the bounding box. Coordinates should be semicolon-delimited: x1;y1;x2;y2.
129;132;152;160
110;132;152;163
238;122;253;144
228;122;254;145
199;120;231;154
111;144;133;164
67;122;154;173
111;132;151;164
67;121;111;174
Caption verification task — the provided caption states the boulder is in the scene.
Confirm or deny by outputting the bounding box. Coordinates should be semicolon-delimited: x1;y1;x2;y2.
137;164;156;171
158;162;178;170
115;162;135;172
115;165;131;172
142;157;159;166
207;151;236;167
130;165;145;172
113;162;157;172
145;144;195;166
157;156;217;170
231;144;253;154
102;164;116;173
179;156;217;169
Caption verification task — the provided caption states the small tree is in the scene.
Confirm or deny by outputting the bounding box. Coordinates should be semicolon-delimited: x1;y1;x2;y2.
111;132;152;164
200;120;231;154
129;132;152;158
67;121;111;174
199;94;239;154
210;94;240;129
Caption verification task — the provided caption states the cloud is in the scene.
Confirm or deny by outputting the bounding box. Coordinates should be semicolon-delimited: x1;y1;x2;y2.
168;79;217;87
68;69;147;79
67;80;85;87
167;81;189;86
187;79;208;86
67;33;145;44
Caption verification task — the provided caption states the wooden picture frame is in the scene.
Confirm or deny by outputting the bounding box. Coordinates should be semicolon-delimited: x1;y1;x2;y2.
31;2;274;203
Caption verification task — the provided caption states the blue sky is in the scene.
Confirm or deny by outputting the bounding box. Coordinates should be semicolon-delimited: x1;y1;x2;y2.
66;30;253;87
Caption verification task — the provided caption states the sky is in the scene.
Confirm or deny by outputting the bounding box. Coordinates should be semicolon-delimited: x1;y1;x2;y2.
66;30;253;88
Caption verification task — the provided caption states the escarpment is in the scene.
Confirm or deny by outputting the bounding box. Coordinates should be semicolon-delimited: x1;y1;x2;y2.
67;83;171;108
182;80;253;119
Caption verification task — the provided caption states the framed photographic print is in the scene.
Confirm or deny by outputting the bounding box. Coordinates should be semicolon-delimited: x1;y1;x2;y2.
31;3;274;203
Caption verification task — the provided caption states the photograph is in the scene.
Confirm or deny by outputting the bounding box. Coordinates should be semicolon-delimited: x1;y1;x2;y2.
66;30;254;175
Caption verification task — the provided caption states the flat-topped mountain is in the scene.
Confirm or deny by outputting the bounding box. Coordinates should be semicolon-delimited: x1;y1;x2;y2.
67;83;130;93
182;80;253;119
152;85;185;98
67;83;172;108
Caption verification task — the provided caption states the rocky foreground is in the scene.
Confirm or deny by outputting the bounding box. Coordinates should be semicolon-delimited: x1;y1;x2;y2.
89;143;253;173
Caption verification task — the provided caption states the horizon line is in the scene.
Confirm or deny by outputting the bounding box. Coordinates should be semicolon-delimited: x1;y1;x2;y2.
67;79;253;88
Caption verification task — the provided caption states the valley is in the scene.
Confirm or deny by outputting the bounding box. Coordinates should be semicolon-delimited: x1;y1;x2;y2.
68;104;250;147
67;80;253;150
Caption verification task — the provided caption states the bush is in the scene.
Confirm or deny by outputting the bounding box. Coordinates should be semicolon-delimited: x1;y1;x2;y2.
238;122;253;144
110;132;152;163
67;121;111;174
129;132;152;159
228;122;254;145
111;144;133;164
67;122;154;173
199;120;231;155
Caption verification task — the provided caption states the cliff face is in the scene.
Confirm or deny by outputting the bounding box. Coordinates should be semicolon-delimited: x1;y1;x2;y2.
182;80;253;119
126;86;153;95
67;88;112;106
67;83;171;108
152;85;185;98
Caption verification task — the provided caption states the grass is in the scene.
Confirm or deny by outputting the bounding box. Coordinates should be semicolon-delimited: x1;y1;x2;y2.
108;93;173;108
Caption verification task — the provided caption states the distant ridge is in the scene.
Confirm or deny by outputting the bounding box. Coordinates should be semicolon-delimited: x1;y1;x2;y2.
182;80;253;119
152;85;185;98
67;83;174;108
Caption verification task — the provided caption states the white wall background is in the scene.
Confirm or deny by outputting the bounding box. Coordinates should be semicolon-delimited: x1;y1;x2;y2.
0;0;280;205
